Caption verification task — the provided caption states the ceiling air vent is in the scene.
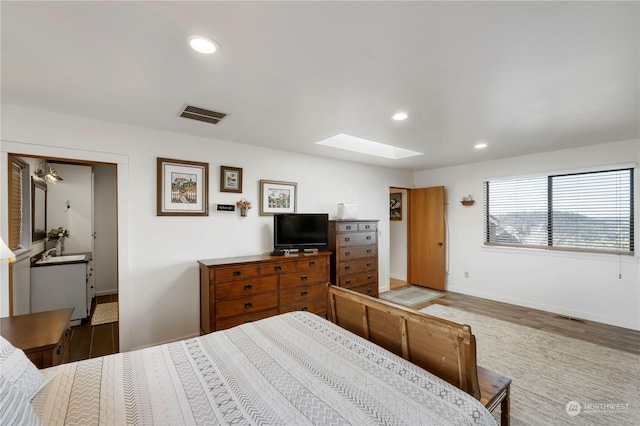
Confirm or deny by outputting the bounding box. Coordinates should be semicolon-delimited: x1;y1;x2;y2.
180;105;227;125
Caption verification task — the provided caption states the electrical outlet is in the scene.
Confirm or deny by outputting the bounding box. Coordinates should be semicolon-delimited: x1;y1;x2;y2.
464;271;469;278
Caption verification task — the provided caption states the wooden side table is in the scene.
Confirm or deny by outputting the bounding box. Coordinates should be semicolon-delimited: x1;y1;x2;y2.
1;308;73;369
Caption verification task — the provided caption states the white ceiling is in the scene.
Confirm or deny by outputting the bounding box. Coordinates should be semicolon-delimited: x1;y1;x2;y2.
2;1;638;171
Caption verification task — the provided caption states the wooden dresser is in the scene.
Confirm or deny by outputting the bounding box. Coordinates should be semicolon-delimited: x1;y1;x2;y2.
0;308;73;369
198;252;331;333
328;220;379;298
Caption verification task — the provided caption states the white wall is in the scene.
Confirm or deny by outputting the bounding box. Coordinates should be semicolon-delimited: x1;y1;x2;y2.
414;139;640;331
0;105;414;350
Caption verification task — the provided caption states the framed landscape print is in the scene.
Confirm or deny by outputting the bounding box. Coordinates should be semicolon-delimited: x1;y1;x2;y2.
260;180;297;215
390;192;402;220
220;166;242;193
157;157;209;216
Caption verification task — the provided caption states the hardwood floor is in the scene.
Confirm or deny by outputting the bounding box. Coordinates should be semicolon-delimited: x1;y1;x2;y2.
388;279;640;355
70;294;119;362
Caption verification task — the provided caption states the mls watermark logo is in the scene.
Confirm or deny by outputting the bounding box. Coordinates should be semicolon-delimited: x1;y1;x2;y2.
566;401;581;417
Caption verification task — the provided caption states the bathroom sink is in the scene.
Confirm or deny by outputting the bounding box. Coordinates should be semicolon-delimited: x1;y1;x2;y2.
36;254;87;265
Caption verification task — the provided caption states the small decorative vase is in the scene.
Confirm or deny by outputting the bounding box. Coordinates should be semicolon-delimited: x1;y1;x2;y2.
240;208;247;217
55;239;63;256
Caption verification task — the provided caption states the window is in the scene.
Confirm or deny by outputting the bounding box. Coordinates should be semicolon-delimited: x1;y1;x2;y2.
484;168;634;255
9;156;30;252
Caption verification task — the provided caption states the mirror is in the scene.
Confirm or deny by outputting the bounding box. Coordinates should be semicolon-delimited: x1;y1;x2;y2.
32;178;47;242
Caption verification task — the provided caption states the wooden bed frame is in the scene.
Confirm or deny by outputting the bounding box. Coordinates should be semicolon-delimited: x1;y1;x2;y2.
327;284;511;425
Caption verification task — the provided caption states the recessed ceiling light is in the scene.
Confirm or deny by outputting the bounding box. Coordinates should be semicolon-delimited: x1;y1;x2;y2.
392;112;408;121
316;133;423;160
188;36;218;54
475;142;488;149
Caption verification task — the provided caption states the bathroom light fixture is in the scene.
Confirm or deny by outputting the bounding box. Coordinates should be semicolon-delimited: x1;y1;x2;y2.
35;163;63;184
392;112;408;121
315;133;423;160
475;142;488;149
0;237;15;264
188;35;218;54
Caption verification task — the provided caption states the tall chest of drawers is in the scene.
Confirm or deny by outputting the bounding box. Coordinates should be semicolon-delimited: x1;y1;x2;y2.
198;252;331;334
329;220;379;297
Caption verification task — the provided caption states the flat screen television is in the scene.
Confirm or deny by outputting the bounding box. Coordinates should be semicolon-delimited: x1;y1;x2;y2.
273;213;329;253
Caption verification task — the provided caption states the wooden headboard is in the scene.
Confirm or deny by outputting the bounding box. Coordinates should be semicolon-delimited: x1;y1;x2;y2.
327;285;512;425
327;284;481;399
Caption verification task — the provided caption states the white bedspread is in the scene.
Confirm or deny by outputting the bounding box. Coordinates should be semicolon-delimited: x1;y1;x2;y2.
33;312;495;425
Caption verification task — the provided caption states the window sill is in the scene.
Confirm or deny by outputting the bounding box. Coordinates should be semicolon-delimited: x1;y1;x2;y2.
481;244;638;263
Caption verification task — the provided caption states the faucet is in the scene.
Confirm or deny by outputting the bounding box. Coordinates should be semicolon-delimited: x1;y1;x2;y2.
41;248;57;261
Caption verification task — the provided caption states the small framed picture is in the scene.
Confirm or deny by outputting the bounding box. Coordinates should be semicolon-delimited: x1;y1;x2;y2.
390;192;402;220
157;157;209;216
220;166;243;193
260;180;297;215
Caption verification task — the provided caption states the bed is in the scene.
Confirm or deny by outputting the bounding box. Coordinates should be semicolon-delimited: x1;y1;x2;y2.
2;306;497;425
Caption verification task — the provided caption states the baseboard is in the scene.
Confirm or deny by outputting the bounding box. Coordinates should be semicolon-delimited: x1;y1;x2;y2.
95;289;118;297
446;285;640;331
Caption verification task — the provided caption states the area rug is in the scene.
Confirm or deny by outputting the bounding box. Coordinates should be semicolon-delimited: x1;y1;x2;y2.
379;285;444;307
420;305;640;426
91;302;118;326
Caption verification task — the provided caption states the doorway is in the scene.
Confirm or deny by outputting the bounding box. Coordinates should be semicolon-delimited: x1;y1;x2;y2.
389;186;446;291
7;154;119;359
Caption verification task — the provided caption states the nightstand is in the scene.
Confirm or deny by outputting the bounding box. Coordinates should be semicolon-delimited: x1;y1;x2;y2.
1;308;73;369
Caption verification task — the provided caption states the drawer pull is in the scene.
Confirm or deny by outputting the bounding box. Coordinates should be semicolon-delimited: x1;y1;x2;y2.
345;266;351;270
244;284;253;290
309;261;315;266
345;279;352;285
366;236;372;240
345;251;351;256
366;249;372;254
244;302;253;309
275;266;282;271
301;275;308;281
233;270;242;277
367;275;373;280
366;262;372;267
65;329;71;338
346;225;352;230
301;290;308;296
56;345;62;355
365;225;371;229
301;306;308;311
366;288;372;293
344;237;351;242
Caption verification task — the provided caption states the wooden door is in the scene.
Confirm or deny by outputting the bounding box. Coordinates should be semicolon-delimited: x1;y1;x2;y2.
407;186;445;290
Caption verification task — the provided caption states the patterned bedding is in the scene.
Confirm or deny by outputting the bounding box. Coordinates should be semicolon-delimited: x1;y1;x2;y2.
33;312;496;425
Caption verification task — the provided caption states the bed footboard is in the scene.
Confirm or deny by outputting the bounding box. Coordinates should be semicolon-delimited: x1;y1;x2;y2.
327;284;511;425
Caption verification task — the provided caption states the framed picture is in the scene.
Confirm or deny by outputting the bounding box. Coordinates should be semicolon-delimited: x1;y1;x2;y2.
220;165;243;193
157;157;209;216
260;180;297;215
390;192;402;220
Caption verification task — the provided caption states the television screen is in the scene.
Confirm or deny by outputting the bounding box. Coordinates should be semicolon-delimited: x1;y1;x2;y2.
274;213;329;252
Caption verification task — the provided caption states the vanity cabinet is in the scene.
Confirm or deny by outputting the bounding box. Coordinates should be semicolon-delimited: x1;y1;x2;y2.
198;252;331;333
328;220;379;297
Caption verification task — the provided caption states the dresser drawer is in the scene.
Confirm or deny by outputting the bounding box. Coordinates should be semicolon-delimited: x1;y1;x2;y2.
259;262;296;275
215;275;278;300
279;283;326;305
339;245;376;260
339;258;376;275
214;265;259;283
279;296;326;315
216;309;278;331
337;232;376;247
296;257;328;271
215;292;278;319
279;268;327;289
339;271;377;288
336;222;359;232
348;283;379;298
358;222;377;232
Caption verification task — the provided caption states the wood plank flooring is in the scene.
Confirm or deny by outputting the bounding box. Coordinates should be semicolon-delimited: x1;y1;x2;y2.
389;278;640;355
70;294;119;362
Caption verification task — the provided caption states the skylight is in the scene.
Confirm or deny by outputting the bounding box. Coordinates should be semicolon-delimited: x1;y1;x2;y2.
315;134;423;160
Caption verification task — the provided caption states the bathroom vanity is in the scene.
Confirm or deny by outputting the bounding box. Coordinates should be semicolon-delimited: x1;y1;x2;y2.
31;252;92;326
